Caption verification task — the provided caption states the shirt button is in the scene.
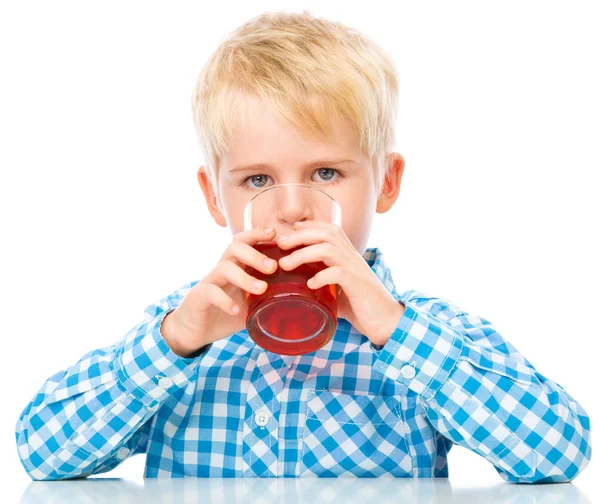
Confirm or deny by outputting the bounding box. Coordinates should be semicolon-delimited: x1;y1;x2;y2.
117;447;129;459
158;377;173;389
255;409;270;427
401;364;416;379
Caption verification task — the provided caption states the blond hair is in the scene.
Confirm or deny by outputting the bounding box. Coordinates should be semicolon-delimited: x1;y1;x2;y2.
191;9;399;210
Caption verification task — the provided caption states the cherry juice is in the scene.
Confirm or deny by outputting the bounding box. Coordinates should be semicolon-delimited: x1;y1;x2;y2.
244;241;338;355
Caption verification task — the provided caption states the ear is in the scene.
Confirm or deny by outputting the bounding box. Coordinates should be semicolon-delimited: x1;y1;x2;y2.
197;166;227;227
376;153;405;214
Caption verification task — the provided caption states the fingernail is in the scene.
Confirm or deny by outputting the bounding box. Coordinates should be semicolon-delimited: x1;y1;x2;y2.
253;280;265;291
279;234;289;242
263;258;275;269
264;228;274;234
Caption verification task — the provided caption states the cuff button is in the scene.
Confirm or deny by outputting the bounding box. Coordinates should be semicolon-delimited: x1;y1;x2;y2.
117;447;130;459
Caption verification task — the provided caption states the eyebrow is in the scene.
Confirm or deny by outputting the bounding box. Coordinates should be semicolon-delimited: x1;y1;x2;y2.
229;158;355;173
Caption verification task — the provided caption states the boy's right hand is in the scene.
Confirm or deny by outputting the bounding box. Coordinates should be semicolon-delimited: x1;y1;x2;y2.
160;227;278;357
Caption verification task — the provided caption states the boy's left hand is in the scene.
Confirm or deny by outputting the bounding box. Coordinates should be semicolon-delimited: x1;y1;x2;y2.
276;220;405;347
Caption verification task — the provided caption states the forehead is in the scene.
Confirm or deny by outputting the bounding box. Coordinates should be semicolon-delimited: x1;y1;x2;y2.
224;93;364;169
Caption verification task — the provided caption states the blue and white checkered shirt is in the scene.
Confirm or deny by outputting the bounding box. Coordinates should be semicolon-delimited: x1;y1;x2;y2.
16;247;591;482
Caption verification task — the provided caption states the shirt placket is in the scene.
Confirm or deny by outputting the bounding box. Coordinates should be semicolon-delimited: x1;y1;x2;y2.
242;351;294;477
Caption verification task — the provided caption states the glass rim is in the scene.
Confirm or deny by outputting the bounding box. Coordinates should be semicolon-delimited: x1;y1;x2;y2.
242;182;341;214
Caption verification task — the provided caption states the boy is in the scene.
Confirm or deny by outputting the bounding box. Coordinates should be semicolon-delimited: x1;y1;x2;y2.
16;10;591;482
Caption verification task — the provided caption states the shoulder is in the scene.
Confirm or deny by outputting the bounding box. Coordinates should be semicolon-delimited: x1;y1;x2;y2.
398;289;467;321
143;279;201;321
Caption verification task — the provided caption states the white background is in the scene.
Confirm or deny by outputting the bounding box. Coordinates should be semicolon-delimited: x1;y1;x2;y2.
1;0;598;501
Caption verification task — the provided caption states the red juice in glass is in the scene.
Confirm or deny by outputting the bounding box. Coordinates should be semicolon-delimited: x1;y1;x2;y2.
244;241;338;355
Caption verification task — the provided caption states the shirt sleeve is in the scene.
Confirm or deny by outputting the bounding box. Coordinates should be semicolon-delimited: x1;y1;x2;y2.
15;279;208;481
371;290;592;484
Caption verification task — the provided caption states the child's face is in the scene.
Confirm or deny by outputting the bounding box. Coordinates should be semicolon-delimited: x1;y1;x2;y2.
198;94;404;256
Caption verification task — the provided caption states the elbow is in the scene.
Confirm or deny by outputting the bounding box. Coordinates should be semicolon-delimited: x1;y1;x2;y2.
504;432;592;484
518;457;591;484
18;453;93;482
16;429;93;481
527;400;593;484
538;437;592;484
16;442;62;481
539;412;593;483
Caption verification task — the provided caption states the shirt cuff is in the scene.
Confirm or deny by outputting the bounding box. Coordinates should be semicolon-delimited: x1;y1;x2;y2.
371;298;463;402
113;308;207;409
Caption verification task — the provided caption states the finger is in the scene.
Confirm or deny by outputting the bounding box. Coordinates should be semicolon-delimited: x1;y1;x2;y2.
277;224;343;250
292;220;345;231
210;260;268;295
199;282;241;316
232;226;276;246
223;239;278;275
306;265;346;291
293;219;324;229
278;242;340;271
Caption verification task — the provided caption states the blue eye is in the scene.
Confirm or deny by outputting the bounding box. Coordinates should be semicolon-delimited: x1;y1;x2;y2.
244;174;269;189
316;168;336;181
241;168;342;189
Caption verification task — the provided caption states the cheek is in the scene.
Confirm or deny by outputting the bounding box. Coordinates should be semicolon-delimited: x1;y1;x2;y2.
219;187;248;235
338;193;376;252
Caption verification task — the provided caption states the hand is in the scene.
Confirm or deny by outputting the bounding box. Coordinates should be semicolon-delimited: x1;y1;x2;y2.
276;220;405;347
161;227;279;356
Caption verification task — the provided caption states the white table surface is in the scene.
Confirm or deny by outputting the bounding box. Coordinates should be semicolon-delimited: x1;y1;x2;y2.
19;477;592;503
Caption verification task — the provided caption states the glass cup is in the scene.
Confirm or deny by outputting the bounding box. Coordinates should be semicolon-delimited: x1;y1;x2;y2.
243;183;342;355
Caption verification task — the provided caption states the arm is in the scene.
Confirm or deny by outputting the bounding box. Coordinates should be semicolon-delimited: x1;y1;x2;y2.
15;280;209;480
371;290;592;484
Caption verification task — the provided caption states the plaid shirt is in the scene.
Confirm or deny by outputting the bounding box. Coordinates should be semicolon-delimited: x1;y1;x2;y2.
16;248;591;481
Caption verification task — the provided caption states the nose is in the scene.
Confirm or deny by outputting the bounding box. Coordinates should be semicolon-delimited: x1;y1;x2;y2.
274;186;313;228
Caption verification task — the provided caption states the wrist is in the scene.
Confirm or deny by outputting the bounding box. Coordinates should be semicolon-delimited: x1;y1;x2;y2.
160;311;200;358
369;299;406;348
